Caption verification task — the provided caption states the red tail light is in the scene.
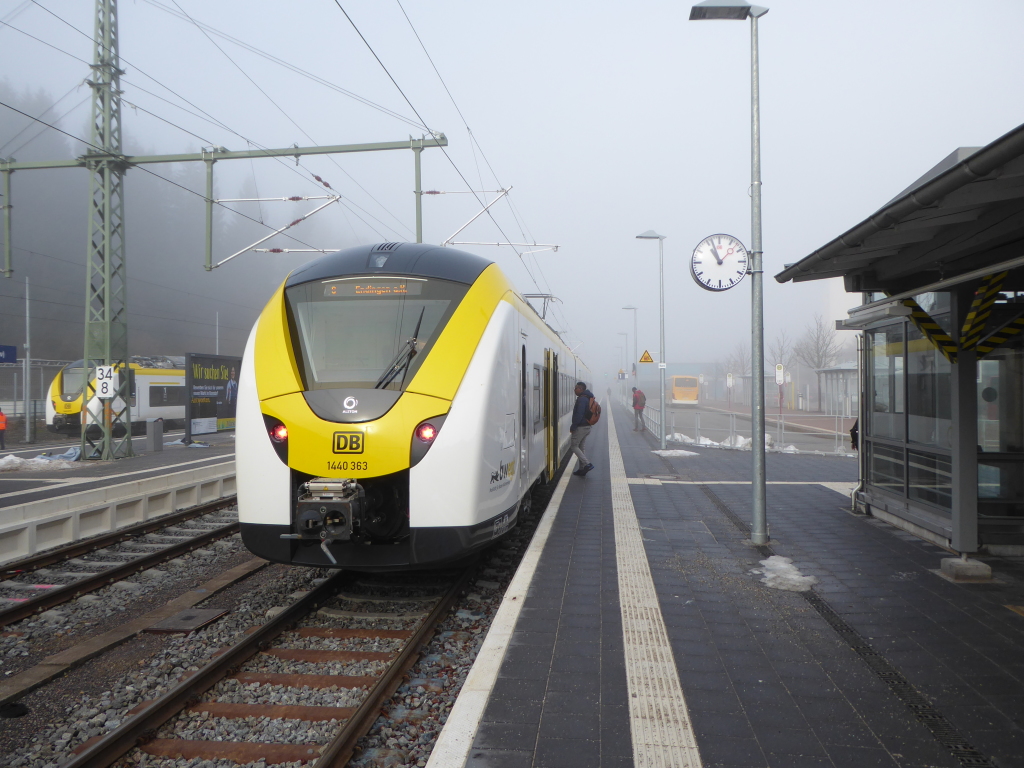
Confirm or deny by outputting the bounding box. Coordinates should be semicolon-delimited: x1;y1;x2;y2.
415;422;437;443
269;423;288;443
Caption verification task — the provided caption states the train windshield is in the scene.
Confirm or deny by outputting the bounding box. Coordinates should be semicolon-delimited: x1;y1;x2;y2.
61;361;86;397
285;276;468;391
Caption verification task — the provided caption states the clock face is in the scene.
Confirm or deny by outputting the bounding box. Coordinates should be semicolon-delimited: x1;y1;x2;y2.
691;234;749;292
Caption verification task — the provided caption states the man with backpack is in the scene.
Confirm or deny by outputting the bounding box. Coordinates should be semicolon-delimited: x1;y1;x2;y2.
570;381;598;476
632;386;646;432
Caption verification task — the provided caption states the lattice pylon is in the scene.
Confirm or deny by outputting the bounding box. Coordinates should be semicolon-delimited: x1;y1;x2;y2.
960;271;1008;350
81;0;132;460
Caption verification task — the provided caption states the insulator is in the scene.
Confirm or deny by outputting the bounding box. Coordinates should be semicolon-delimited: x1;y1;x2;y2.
290;219;302;227
288;196;302;201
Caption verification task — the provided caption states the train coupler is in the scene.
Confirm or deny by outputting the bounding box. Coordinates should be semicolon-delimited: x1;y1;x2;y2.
281;478;366;564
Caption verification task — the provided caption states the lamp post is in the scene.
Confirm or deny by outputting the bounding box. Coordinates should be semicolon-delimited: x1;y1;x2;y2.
689;0;769;545
636;231;667;450
622;306;638;382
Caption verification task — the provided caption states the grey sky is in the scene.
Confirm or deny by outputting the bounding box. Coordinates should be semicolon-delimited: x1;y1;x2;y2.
2;0;1023;381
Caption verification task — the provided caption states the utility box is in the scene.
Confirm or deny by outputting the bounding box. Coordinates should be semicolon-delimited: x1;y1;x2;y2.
145;418;163;452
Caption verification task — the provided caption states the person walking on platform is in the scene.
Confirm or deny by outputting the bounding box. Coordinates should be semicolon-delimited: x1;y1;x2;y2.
632;386;646;432
0;407;6;450
570;381;595;477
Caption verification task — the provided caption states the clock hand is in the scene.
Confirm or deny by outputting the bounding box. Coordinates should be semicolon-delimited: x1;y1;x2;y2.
709;240;723;265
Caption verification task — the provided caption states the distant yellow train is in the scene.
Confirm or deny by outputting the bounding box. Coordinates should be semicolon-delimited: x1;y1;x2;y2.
46;356;186;434
237;243;590;571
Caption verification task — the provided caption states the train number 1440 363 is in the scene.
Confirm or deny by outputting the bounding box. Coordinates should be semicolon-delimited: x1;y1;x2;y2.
328;460;368;472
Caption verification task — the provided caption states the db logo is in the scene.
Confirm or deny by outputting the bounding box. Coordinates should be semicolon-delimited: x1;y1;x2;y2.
343;397;358;410
333;432;364;454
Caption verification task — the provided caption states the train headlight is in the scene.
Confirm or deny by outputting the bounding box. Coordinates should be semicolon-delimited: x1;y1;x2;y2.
262;414;289;464
410;414;447;467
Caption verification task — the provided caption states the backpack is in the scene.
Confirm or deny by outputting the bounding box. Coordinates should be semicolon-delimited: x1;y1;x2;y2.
586;397;602;426
635;390;646;408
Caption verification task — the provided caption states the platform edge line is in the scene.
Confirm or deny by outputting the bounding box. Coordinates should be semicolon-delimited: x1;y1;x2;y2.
424;466;572;768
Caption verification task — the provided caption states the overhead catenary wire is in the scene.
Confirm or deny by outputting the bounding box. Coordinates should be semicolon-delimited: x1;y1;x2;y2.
165;0;416;240
390;0;576;341
0;98;328;253
329;1;536;283
24;0;410;241
0;80;84;155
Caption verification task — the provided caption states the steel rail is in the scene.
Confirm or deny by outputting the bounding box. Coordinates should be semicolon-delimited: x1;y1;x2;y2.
0;514;239;629
0;496;237;578
316;563;478;767
60;570;351;768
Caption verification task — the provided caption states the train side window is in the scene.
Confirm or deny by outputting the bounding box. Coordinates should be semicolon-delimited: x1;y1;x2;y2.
149;386;187;407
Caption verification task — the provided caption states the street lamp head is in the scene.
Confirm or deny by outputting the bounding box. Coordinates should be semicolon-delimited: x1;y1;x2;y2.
689;0;768;20
636;230;666;240
622;306;637;310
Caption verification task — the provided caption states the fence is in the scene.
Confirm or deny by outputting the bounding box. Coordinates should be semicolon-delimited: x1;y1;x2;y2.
618;393;856;456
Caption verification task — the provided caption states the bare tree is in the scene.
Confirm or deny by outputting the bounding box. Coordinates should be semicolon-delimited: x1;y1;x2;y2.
767;330;795;371
794;315;842;411
725;342;751;377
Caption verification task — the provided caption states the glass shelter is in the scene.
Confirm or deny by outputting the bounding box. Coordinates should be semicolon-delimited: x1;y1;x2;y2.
775;129;1024;554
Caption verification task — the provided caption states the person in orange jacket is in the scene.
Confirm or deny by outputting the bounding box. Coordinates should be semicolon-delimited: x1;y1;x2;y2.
0;407;7;450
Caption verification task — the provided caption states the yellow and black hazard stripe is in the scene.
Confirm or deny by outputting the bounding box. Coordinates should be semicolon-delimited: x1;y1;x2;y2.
977;314;1024;357
902;298;958;364
960;271;1008;350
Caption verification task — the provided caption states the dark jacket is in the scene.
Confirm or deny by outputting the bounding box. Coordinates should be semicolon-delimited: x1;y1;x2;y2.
570;389;594;431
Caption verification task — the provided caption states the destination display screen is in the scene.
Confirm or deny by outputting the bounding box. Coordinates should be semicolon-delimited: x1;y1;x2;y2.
323;280;424;297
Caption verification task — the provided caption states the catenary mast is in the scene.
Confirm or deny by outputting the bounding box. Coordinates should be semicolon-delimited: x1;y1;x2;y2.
82;0;132;459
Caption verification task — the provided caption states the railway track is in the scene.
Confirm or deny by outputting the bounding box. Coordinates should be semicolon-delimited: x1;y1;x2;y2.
0;497;239;629
52;564;474;767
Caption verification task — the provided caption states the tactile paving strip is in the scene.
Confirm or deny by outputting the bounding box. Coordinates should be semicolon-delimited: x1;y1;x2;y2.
607;408;702;768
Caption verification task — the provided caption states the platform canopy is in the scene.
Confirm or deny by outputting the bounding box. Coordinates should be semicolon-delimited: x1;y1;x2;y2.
775;122;1024;301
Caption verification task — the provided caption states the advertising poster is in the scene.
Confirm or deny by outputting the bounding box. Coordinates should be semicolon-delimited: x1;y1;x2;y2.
184;353;242;441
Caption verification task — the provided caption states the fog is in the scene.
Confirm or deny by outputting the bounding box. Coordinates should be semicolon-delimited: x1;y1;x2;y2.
2;0;1023;390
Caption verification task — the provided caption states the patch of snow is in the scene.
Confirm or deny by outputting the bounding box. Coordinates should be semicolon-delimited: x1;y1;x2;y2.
0;454;78;472
652;449;699;458
667;433;717;447
751;556;817;592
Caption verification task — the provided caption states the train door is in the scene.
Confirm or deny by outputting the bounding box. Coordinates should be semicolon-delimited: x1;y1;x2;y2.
520;340;529;498
544;349;557;480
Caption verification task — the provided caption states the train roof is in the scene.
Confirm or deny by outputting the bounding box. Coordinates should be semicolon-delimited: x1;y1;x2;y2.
286;243;493;287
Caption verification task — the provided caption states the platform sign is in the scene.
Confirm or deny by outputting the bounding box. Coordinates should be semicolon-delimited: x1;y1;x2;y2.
96;365;116;399
639;350;654;363
775;364;785;385
0;345;16;364
617;369;627;380
184;353;242;442
727;373;734;389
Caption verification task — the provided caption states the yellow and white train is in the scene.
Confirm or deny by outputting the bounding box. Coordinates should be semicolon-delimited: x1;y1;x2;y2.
46;356;186;434
238;242;589;571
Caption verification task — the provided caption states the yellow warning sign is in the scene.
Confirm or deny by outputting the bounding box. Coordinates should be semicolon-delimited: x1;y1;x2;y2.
639;350;654;363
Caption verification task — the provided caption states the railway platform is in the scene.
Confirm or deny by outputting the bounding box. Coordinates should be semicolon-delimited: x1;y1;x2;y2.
0;431;234;510
430;402;1024;768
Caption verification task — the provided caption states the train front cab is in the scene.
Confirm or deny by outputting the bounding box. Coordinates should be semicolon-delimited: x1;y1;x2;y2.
237;244;576;571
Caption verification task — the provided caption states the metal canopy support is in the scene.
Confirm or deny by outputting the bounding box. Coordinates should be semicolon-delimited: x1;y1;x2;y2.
82;0;132;461
951;288;979;553
960;271;1007;349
